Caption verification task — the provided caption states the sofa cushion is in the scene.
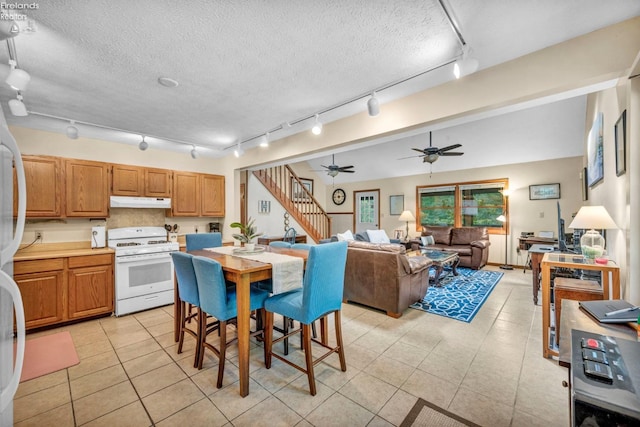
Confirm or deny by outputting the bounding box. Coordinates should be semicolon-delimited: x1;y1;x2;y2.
420;235;435;246
451;227;488;245
347;240;405;253
337;229;355;241
422;226;453;245
449;245;472;256
366;229;391;244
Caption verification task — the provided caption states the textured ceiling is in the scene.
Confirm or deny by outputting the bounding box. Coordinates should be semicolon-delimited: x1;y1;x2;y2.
1;0;639;163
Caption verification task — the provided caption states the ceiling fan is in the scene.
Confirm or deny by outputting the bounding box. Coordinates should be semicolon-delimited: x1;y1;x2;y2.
401;132;464;164
314;154;355;177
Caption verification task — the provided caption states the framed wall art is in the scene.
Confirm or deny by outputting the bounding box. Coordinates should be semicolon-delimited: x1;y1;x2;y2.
587;112;604;187
529;183;561;200
389;195;404;215
615;110;626;176
291;177;313;202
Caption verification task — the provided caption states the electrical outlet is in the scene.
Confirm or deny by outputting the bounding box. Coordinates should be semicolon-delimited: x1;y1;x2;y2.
35;230;43;241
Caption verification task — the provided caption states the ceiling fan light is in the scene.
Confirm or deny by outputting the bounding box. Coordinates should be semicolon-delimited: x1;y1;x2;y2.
66;122;79;139
311;114;322;135
138;136;149;151
8;97;27;116
367;93;380;117
328;170;339;177
424;154;439;163
6;67;30;91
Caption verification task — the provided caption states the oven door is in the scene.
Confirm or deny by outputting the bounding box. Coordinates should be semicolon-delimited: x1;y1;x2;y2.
115;251;174;300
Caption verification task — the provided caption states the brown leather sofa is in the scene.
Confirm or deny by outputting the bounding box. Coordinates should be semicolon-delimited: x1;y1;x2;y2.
342;240;433;318
417;226;491;270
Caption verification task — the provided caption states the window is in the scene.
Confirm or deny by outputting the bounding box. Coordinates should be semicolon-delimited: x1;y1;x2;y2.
417;179;508;233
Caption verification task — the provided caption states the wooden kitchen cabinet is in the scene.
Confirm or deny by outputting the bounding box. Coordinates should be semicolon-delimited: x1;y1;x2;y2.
111;164;143;196
169;172;225;217
145;167;172;197
14;258;65;330
68;254;114;319
65;159;110;217
201;174;225;217
14;155;63;217
171;171;200;216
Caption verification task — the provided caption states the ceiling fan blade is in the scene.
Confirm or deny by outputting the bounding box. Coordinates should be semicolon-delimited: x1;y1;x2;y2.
320;165;330;169
438;144;462;152
337;165;354;170
411;148;426;153
440;152;464;156
398;154;425;160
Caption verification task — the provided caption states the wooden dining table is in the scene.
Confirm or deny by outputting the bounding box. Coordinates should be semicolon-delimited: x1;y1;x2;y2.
173;245;309;397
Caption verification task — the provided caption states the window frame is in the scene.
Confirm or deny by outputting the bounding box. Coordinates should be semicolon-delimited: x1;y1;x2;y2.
416;178;509;235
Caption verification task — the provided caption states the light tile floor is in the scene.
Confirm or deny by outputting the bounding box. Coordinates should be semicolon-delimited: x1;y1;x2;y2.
13;267;569;426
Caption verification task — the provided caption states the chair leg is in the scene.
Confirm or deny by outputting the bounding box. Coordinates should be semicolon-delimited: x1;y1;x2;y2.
334;311;347;371
178;300;186;354
283;316;291;355
217;320;227;388
302;324;316;396
265;311;274;369
197;308;206;369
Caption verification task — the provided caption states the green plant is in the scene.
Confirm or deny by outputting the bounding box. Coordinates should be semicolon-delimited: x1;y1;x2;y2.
230;217;263;243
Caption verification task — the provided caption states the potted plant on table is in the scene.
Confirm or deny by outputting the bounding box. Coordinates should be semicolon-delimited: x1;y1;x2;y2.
230;217;263;251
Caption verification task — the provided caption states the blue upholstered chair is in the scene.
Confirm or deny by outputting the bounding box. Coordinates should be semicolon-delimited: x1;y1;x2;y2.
264;241;348;395
170;252;201;368
291;243;313;250
268;241;291;248
186;232;222;251
192;256;270;388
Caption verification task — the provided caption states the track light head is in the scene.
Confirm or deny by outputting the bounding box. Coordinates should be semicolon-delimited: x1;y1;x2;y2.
311;114;322;135
367;93;380;117
8;95;27;116
453;45;479;79
260;132;270;148
190;145;198;159
138;136;149;151
234;141;244;157
66;122;79;139
6;66;30;91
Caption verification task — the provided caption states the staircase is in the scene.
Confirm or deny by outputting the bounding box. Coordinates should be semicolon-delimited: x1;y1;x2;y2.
253;166;331;243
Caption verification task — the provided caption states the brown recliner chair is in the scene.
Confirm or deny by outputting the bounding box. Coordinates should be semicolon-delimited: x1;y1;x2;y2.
418;226;491;270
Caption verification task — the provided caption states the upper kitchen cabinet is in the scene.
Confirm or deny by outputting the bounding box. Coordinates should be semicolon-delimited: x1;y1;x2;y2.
111;164;171;198
201;174;225;217
111;164;143;196
65;159;110;217
14;155;63;217
171;171;200;216
169;172;225;217
144;168;172;198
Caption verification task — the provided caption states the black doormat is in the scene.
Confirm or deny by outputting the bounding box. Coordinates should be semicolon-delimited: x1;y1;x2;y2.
400;398;481;427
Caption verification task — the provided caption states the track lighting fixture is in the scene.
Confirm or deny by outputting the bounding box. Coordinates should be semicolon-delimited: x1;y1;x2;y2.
8;94;27;116
234;141;244;157
260;132;270;148
5;60;30;91
453;45;479;79
190;145;198;159
66;121;79;139
311;114;323;135
367;92;380;117
138;136;149;151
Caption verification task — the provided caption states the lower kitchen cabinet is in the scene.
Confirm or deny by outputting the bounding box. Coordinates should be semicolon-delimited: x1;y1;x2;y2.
14;253;114;331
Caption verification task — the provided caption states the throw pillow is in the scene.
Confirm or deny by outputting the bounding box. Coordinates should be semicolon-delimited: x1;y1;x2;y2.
421;235;435;246
337;230;355;241
366;229;390;244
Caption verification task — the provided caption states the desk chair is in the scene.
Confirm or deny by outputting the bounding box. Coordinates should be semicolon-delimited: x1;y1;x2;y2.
192;256;270;387
264;241;348;395
186;232;222;250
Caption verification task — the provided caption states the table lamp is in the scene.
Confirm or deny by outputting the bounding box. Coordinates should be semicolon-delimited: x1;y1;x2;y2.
568;205;617;259
398;210;415;240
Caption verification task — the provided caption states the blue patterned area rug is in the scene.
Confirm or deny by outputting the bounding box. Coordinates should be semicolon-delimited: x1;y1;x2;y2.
410;267;503;323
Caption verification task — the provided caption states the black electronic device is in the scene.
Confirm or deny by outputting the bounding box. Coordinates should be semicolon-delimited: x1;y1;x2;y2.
521;231;534;237
570;330;640;426
208;222;220;233
557;201;569;252
579;299;639;323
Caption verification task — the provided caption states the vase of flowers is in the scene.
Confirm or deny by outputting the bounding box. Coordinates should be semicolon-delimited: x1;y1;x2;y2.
230;217;262;251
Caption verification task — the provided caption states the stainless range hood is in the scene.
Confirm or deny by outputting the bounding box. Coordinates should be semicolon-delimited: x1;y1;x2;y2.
110;196;171;209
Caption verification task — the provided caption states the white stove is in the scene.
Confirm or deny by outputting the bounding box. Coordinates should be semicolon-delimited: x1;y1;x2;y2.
108;227;179;316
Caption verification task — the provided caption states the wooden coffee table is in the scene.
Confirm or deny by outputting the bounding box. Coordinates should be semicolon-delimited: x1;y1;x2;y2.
419;249;460;286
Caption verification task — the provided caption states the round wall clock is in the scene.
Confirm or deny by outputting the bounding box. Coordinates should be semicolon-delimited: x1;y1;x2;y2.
332;188;346;205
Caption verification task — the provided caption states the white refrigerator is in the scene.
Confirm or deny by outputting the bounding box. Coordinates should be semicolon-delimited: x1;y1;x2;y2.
0;105;26;426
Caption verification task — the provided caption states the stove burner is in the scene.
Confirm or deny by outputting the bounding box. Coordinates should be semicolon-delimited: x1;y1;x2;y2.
147;240;168;244
116;242;142;247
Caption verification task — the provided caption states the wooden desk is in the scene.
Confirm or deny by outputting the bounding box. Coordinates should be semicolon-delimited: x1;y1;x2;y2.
173;246;308;397
257;235;307;245
519;236;557;250
528;244;556;305
541;253;620;359
559;300;636;368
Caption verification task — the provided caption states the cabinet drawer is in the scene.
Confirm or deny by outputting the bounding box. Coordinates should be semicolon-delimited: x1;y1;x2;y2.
14;258;64;275
68;254;113;268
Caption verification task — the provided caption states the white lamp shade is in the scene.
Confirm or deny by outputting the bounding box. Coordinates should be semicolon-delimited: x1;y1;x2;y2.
398;210;415;222
568;206;617;230
8;98;27;116
311;122;322;135
6;68;30;91
66;125;79;139
367;95;380;116
496;214;506;222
